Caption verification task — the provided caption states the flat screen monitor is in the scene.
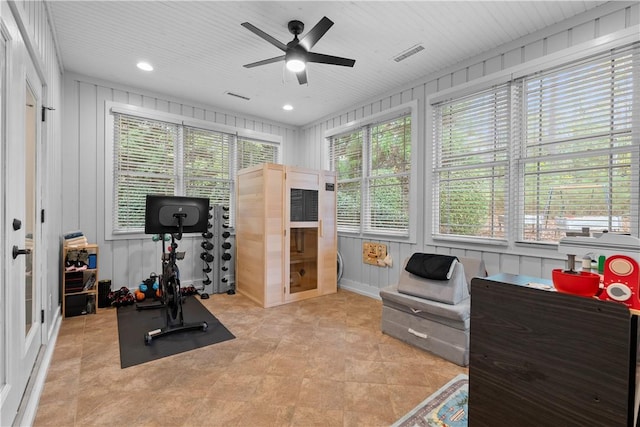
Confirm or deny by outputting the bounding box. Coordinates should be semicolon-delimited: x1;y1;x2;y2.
145;195;209;235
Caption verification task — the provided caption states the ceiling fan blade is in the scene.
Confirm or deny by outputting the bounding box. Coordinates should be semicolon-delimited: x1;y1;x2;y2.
306;52;356;67
243;55;286;68
299;16;334;51
296;70;308;85
241;22;288;52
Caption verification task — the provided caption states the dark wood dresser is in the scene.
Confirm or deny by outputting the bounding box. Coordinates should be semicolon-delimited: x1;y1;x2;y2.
469;274;639;427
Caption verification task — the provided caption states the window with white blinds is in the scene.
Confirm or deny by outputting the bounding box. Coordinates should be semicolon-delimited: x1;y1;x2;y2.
366;116;412;233
183;126;232;208
113;114;177;232
330;130;363;231
237;137;279;170
329;112;412;235
518;46;637;242
433;86;510;240
110;111;280;235
433;43;639;243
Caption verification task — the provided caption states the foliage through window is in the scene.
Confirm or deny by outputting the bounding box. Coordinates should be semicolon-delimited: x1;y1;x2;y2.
433;43;639;243
111;111;279;234
329;112;412;236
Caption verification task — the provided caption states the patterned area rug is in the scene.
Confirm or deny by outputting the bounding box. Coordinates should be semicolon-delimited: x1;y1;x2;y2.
392;373;468;427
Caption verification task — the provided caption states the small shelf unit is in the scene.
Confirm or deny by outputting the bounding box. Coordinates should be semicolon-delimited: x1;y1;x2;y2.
62;244;99;318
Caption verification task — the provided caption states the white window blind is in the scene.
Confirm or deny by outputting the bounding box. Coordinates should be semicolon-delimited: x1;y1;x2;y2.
519;45;638;242
237;137;279;170
110;110;281;235
433;42;639;244
433;86;510;240
365;116;412;233
330;130;363;231
113;114;177;232
183;125;232;208
231;136;280;226
329;111;413;236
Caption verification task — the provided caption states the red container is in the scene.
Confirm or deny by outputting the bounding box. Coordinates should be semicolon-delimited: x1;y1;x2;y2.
552;269;601;297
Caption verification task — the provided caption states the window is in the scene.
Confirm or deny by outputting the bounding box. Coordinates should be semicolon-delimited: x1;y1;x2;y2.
329;109;413;236
108;106;280;236
183;126;232;207
433;86;510;240
237;136;279;170
330;129;363;231
113;114;177;232
433;43;639;243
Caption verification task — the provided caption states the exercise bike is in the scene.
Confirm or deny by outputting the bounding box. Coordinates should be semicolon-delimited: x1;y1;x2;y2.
143;195;210;345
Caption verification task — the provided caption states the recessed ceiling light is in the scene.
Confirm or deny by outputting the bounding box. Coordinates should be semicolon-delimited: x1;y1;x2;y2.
137;61;154;71
283;104;293;111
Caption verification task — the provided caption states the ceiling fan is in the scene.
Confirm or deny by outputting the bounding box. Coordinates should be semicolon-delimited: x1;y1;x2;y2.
241;16;356;85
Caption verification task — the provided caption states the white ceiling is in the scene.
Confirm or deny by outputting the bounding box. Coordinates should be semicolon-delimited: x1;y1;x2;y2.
46;1;609;127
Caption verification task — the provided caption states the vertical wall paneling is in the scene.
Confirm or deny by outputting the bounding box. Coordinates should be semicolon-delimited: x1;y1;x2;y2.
503;46;523;69
484;55;503;75
630;4;640;27
301;3;638;297
525;39;545;62
546;31;570;55
572;20;597;45
78;82;97;241
61;80;79;230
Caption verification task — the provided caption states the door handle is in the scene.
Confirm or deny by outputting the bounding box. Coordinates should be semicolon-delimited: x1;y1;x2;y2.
12;245;31;259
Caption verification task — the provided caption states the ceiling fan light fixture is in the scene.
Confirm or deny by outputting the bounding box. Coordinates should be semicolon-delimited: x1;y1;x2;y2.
242;16;354;84
286;58;306;73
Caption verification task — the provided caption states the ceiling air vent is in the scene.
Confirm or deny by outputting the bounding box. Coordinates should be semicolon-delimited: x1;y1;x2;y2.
225;91;250;101
393;44;425;62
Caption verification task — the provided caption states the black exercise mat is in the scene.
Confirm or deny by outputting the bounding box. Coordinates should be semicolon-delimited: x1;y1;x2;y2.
116;296;235;368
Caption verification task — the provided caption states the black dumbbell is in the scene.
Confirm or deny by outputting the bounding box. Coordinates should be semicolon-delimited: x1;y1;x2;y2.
222;242;231;249
201;241;214;250
200;252;214;262
222;253;232;261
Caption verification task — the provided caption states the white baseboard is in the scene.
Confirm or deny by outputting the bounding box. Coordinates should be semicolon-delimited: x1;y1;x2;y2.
338;279;382;300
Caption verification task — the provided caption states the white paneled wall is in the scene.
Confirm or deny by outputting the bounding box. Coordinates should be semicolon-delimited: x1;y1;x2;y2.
61;73;298;290
301;2;639;299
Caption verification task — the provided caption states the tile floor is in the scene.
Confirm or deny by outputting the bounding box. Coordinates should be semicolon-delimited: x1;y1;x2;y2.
34;289;467;426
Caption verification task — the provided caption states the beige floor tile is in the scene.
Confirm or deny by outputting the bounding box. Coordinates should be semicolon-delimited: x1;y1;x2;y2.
33;289;467;427
290;406;344;427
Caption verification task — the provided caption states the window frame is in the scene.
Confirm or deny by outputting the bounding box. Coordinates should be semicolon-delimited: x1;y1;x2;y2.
324;100;418;241
428;33;640;248
105;102;282;240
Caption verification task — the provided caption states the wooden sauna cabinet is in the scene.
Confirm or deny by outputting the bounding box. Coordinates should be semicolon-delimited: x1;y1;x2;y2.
235;163;337;308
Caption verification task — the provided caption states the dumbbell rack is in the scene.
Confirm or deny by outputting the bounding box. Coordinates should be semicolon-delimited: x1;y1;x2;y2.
200;205;235;295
